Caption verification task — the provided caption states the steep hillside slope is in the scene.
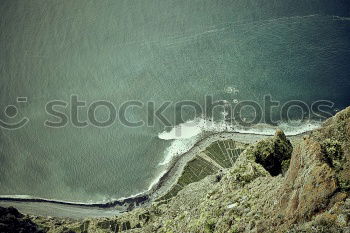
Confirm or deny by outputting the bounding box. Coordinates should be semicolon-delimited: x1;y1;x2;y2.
2;107;350;233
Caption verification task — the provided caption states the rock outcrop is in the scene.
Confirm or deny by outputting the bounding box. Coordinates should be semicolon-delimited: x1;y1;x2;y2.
0;206;44;233
2;107;350;233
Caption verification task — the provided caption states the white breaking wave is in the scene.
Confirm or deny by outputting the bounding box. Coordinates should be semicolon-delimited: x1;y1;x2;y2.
235;120;323;136
274;121;322;136
0;119;324;208
158;118;234;165
158;118;234;140
158;118;323;166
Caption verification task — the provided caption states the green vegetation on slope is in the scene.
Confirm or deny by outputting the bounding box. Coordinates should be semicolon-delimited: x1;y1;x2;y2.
158;139;247;201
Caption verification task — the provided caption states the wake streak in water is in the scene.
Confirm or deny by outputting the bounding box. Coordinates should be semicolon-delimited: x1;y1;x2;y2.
102;14;333;49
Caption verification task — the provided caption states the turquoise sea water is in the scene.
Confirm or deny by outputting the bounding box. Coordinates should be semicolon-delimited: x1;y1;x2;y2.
0;0;349;202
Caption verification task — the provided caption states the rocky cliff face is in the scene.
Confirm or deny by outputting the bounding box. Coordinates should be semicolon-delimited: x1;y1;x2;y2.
0;206;45;233
2;107;350;233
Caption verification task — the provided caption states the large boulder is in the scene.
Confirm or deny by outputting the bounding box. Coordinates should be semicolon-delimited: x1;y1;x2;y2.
245;129;293;176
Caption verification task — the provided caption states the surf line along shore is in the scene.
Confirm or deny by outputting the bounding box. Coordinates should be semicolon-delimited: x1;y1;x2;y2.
0;130;309;218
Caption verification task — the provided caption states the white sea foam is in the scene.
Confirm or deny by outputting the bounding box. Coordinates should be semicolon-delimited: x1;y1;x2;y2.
158;118;234;166
235;120;323;136
276;121;323;136
158;118;323;166
158;136;200;166
147;169;168;190
0;119;324;208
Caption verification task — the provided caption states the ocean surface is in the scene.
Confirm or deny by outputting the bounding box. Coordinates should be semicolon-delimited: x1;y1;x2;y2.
0;0;349;203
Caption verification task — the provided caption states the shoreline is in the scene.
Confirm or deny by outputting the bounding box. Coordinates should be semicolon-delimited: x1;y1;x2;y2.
147;130;306;201
0;130;310;218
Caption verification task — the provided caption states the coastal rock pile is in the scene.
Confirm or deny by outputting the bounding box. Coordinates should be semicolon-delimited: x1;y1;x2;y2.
2;107;350;232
